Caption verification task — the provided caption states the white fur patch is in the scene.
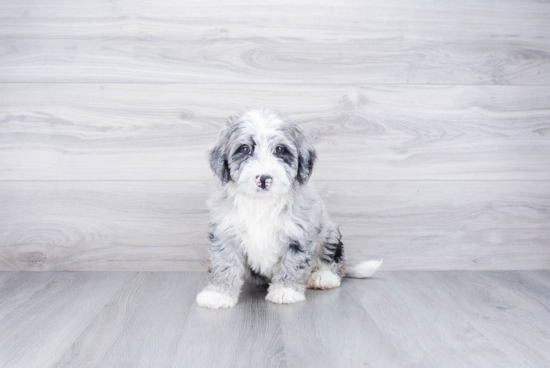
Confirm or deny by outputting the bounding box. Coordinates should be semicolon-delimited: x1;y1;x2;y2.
196;290;238;309
230;193;290;278
266;287;306;304
307;270;341;289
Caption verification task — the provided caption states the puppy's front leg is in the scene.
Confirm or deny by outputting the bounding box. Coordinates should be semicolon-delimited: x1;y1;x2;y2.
196;236;245;309
266;241;311;304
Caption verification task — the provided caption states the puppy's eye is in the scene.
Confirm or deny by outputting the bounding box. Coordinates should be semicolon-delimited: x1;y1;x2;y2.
275;145;285;154
240;145;251;154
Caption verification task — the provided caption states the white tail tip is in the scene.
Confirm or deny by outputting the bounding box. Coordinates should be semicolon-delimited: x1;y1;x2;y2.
345;259;383;278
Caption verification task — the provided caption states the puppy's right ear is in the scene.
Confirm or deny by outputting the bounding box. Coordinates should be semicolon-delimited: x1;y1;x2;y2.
209;125;231;185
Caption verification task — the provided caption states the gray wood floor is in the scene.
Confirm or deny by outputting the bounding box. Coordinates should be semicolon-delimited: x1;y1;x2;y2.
1;271;549;368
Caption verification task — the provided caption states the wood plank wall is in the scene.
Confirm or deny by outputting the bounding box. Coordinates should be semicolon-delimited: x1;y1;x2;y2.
1;0;549;270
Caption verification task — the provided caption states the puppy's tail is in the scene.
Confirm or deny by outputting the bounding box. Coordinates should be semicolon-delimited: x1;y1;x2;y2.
345;259;383;278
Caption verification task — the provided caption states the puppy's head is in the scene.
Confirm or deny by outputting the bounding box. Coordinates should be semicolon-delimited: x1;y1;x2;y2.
209;108;316;197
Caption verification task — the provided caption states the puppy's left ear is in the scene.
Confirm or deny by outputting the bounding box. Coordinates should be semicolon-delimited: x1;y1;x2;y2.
209;125;231;185
296;129;317;185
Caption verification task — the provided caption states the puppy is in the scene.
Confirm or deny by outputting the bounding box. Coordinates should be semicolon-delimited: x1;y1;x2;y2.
196;108;382;308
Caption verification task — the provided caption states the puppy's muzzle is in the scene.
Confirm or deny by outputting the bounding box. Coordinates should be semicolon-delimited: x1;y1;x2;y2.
255;175;272;190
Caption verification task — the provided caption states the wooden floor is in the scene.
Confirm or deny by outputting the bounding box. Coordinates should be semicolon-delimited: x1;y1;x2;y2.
1;271;549;368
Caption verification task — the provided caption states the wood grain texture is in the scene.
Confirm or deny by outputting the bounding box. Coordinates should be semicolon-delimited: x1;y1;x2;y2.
350;272;528;367
478;270;550;312
174;276;286;368
411;271;550;367
54;272;202;368
0;0;549;84
0;271;52;320
0;272;131;368
2;271;550;368
0;181;210;271
1;180;548;271
2;83;550;181
278;279;413;367
324;180;550;270
1;0;549;271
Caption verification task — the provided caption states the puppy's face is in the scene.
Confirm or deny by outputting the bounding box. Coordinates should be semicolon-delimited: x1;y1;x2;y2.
209;109;316;197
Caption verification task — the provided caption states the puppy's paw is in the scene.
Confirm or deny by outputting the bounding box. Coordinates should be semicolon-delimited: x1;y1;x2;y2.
266;287;305;304
196;290;237;309
307;270;341;289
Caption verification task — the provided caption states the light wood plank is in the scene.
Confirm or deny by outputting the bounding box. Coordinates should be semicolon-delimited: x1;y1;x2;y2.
278;280;414;367
1;271;550;367
409;271;550;367
0;181;210;271
2;0;549;39
0;271;550;368
321;180;550;270
348;272;526;367
0;272;53;320
173;276;286;368
0;272;131;368
479;270;550;312
0;1;549;84
2;84;549;181
1;180;548;271
54;272;202;368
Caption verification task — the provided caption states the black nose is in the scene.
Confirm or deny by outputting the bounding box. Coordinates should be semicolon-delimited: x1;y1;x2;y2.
255;175;273;189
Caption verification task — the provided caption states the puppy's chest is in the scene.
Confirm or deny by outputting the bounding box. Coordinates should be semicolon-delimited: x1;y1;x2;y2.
231;197;288;277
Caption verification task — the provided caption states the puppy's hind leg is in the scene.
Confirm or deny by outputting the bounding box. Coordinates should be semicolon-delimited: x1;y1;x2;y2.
307;269;342;290
307;228;344;290
266;240;311;304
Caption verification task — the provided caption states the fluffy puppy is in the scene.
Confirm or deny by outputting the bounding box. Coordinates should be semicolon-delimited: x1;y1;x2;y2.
197;108;382;308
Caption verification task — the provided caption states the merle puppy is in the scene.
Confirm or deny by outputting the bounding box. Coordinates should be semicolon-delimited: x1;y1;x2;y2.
197;108;382;308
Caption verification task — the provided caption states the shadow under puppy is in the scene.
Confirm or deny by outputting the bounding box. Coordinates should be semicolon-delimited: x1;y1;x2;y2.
197;108;382;308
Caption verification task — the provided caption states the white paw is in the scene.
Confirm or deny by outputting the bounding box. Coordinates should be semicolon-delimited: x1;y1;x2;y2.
307;271;341;289
196;290;238;309
266;287;305;304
